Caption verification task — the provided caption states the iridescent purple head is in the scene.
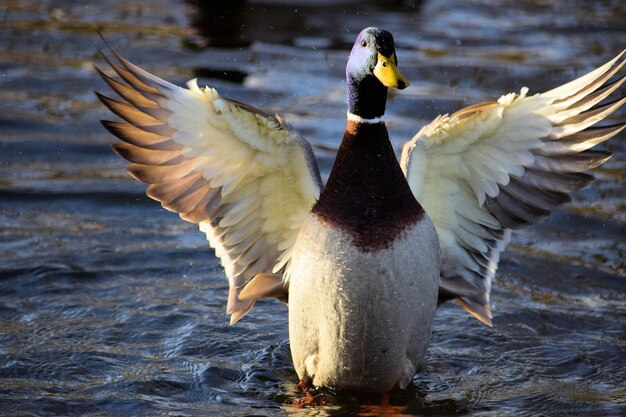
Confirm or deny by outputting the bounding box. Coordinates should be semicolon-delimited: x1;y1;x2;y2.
346;27;409;119
346;27;409;90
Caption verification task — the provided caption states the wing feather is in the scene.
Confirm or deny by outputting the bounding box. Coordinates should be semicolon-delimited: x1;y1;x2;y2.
401;50;626;325
102;119;178;144
96;49;322;324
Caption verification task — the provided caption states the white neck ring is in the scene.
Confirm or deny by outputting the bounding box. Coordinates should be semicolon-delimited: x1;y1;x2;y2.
347;112;385;124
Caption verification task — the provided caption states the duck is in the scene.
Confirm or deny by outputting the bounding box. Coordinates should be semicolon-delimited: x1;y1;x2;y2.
95;27;626;392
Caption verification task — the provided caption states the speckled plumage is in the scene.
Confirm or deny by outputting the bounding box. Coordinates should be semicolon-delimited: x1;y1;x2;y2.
288;213;440;391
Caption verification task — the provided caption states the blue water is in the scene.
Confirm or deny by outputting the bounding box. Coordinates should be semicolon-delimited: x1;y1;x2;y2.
1;0;625;415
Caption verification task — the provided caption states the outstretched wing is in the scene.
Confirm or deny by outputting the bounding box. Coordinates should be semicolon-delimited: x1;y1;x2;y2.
401;50;626;325
95;50;322;324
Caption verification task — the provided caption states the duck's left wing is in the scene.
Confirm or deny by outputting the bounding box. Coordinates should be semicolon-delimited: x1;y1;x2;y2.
95;50;322;324
400;51;626;325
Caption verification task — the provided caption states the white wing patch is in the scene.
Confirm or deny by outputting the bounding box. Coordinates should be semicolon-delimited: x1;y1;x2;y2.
401;50;626;325
96;50;321;324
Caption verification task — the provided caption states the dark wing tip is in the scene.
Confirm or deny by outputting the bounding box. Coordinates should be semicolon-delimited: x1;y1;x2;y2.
94;90;108;104
457;297;493;327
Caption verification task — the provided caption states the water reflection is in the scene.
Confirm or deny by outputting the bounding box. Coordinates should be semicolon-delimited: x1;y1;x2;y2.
184;1;251;48
184;0;425;49
281;383;467;416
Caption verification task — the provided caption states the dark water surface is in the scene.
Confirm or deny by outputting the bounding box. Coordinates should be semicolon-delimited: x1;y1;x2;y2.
1;0;625;416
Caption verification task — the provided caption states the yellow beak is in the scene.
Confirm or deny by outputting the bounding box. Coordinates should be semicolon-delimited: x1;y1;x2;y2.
373;52;409;90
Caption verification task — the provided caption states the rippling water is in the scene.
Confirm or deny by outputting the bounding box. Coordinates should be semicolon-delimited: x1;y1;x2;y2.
1;0;625;416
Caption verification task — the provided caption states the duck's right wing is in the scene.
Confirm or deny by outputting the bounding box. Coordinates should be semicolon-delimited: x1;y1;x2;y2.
401;50;626;325
95;49;322;324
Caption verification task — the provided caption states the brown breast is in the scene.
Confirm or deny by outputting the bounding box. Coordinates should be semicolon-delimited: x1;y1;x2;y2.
312;120;424;252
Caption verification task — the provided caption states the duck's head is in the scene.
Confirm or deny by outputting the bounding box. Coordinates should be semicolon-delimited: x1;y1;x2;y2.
346;27;409;120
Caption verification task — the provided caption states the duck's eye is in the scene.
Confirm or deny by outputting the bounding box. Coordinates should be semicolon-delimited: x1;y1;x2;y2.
360;40;367;47
382;62;387;67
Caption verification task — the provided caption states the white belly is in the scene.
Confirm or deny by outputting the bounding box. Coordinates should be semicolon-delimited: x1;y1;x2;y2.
287;214;440;392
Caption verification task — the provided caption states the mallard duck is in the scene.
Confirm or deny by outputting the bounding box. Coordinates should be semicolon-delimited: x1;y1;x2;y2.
95;27;626;392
